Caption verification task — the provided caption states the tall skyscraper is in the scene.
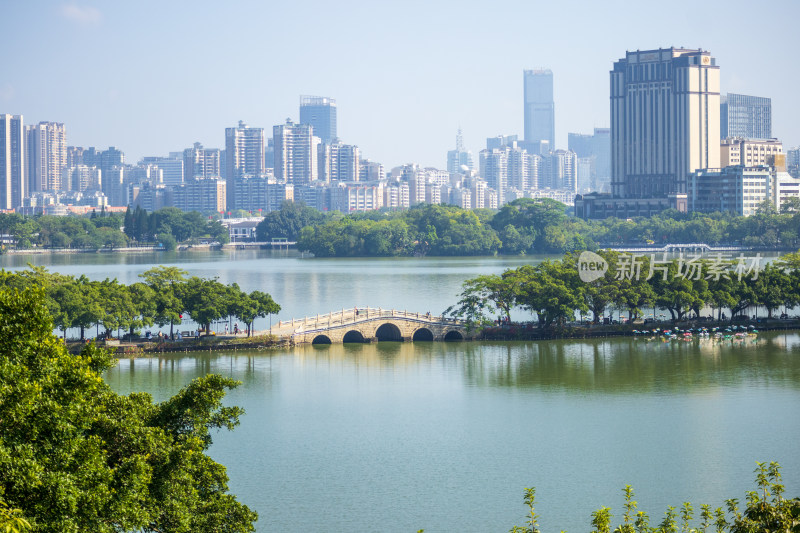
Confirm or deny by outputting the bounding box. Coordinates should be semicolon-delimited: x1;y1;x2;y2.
273;120;320;186
299;96;337;144
26;121;67;192
523;69;555;148
225;121;265;208
610;48;720;198
446;129;474;174
0;114;25;209
720;93;772;139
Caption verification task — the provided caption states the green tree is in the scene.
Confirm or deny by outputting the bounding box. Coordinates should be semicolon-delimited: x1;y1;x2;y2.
182;277;234;335
140;266;188;338
0;287;257;532
447;274;516;326
255;201;325;242
230;288;281;336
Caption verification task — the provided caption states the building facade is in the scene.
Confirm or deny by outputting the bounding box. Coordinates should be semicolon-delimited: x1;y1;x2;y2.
225;121;265;208
0;114;25;209
183;142;221;180
720;137;782;168
26;121;67;192
299;95;337;144
523;69;555;148
273;120;319;186
610;48;720;199
720;93;771;139
690;166;800;216
318;142;359;182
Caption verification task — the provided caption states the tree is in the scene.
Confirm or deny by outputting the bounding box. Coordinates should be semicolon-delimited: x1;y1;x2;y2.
751;264;789;319
510;263;585;327
447;274;516;327
0;287;257;532
230;287;281;336
182;277;234;335
255;201;325;242
140;266;188;338
96;279;135;338
127;282;157;337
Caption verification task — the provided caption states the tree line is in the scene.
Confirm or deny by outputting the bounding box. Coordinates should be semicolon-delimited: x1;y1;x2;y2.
0;265;280;339
255;198;800;258
446;250;800;328
0;207;229;252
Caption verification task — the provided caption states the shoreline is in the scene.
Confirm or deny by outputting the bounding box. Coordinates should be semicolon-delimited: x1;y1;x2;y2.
2;243;793;257
71;317;800;356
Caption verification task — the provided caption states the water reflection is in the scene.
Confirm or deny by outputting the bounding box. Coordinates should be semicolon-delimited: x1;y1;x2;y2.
108;333;800;398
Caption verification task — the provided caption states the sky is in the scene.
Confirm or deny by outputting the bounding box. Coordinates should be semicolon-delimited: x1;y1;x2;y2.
2;0;799;170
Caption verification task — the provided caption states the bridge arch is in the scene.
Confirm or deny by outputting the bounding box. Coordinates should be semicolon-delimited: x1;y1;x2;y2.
312;334;332;345
375;323;403;342
412;327;434;341
444;330;464;341
342;330;367;343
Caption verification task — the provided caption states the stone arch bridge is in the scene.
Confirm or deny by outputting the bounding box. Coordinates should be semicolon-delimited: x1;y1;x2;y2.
270;307;473;345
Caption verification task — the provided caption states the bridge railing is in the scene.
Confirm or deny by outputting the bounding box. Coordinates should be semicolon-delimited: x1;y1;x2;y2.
274;307;462;332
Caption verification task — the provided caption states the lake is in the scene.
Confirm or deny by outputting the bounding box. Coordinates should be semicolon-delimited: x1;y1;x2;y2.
4;249;799;531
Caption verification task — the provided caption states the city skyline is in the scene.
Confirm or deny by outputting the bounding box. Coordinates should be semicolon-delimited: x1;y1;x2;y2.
3;0;799;170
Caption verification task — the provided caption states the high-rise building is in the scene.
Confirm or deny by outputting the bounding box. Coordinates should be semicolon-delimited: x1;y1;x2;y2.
359;160;385;182
183;142;221;180
486;134;518;151
141;156;184;187
568;133;593;158
62;165;101;192
299;96;337;144
318;142;360;182
610;48;720;199
568;128;611;193
26;121;67;192
721;93;771;139
225;121;265;209
479;149;508;205
591;128;611;192
523;69;555;148
273;120;320;186
541;149;578;192
446;129;474;174
0;114;26;209
787;147;800;179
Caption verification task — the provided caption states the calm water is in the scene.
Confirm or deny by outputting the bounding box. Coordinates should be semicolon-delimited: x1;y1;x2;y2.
5;250;800;531
105;336;800;532
0;249;538;329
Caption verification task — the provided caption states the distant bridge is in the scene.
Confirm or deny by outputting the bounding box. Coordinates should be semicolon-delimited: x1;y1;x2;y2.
224;240;297;249
604;243;750;254
271;307;473;344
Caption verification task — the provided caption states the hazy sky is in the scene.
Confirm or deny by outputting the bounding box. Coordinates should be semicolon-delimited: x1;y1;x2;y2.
3;0;799;169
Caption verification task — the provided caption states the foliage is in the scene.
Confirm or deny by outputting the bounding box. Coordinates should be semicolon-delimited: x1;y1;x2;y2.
255;201;325;242
0;266;280;340
509;462;799;533
3;198;800;256
448;251;800;327
0;287;257;532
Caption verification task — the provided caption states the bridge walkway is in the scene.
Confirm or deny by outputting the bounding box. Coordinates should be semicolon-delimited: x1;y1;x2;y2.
270;307;470;343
